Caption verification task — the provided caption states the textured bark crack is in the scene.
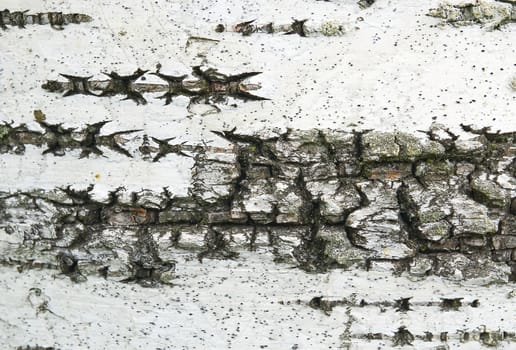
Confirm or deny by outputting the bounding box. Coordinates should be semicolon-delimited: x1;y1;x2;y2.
0;116;238;160
350;328;516;347
215;18;356;37
0;9;92;30
301;295;481;314
42;66;268;106
1;126;515;285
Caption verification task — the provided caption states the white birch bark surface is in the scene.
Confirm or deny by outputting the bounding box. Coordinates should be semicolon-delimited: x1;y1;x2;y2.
0;0;515;349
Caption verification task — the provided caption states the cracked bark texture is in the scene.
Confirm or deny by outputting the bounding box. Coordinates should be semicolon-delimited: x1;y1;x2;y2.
428;0;516;30
2;125;515;286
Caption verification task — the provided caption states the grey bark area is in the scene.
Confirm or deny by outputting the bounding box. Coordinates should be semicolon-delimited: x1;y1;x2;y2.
2;124;516;287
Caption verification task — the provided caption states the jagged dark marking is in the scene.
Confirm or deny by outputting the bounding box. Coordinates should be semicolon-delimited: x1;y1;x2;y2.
285;19;308;36
100;69;148;105
59;74;96;97
151;137;190;162
37;120;76;156
151;71;195;105
97;129;142;158
79;121;111;158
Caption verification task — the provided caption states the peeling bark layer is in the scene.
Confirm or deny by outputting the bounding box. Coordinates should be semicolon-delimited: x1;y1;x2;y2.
1;125;516;285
